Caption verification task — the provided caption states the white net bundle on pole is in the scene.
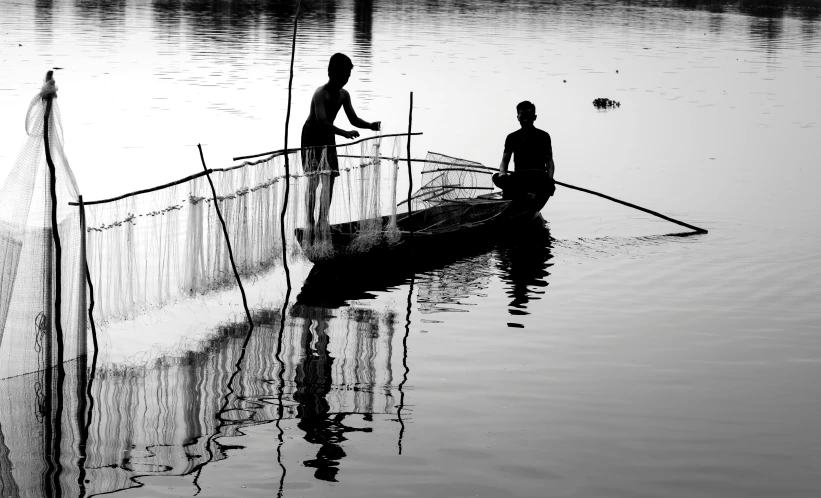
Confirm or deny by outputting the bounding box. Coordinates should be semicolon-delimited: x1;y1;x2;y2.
0;75;88;498
0;79;85;380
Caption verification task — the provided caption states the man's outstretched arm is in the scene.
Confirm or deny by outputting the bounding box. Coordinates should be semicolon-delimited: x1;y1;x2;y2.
341;90;380;131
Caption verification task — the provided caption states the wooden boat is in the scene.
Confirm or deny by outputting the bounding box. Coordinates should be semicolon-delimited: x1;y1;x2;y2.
296;171;552;266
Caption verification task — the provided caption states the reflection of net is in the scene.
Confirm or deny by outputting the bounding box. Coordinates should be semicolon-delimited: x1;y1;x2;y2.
401;152;504;234
416;254;494;314
0;306;398;496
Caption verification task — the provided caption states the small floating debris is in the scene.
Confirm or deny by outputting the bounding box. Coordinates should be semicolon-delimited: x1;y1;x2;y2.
593;97;621;109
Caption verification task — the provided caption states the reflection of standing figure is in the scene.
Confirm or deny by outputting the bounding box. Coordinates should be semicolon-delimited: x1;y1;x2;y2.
292;306;371;482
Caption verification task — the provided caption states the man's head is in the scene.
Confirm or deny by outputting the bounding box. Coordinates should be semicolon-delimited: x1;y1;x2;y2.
516;101;537;128
328;53;353;88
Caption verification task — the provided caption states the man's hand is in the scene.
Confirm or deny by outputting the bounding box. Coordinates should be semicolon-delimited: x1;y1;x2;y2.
343;130;360;140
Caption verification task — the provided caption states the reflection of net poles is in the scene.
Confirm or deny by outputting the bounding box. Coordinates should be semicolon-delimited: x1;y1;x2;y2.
397;276;414;455
76;194;99;498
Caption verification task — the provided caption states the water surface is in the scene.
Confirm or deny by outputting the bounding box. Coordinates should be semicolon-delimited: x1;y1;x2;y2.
1;1;820;497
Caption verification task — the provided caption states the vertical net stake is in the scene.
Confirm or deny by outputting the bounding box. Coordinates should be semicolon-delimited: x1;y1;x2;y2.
78;196;97;360
280;0;302;289
197;144;254;331
406;92;414;235
42;72;65;496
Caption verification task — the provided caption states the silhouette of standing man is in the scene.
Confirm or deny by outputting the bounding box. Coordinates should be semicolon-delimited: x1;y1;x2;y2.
302;53;380;232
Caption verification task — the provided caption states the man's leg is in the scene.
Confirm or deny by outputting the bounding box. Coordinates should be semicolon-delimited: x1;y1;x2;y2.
306;174;319;228
317;174;336;228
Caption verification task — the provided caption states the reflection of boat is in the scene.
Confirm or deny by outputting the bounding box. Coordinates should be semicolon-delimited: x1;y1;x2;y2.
296;216;547;309
297;155;552;266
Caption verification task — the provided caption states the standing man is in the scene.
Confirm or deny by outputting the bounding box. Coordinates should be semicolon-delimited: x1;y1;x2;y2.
302;53;380;232
495;101;556;201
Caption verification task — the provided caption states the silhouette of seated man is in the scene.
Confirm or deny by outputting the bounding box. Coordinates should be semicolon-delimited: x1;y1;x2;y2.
302;53;380;233
494;101;556;201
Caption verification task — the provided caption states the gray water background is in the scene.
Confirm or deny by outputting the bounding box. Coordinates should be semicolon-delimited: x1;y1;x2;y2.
1;0;821;496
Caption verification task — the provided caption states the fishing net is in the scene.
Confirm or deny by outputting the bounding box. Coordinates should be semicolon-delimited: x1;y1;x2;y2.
0;78;85;380
399;152;505;234
0;75;88;497
83;134;404;323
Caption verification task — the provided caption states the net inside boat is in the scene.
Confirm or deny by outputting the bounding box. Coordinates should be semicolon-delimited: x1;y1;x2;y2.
400;152;504;234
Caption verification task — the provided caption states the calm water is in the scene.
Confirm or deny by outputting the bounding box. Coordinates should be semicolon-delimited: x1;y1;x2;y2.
1;0;821;496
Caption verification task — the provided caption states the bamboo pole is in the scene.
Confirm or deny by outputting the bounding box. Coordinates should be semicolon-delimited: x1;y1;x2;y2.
77;195;98;498
555;181;708;234
406;92;414;235
43;95;63;364
197;144;254;330
232;131;423;161
42;73;65;496
280;0;302;289
78;196;98;360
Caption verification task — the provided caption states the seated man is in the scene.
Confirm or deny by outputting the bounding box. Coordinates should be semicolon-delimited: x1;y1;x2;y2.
302;53;380;232
494;100;556;201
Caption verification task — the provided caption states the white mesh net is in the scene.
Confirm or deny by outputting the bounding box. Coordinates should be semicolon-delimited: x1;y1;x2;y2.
83;134;404;323
0;81;84;380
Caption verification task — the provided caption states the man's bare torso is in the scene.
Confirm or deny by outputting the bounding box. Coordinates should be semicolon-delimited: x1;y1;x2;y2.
306;84;347;124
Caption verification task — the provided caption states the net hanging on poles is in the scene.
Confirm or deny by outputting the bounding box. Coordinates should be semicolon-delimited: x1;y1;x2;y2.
83;134;405;323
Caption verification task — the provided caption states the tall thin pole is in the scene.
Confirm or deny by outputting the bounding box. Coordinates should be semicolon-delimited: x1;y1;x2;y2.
78;196;98;366
280;0;302;289
76;195;98;497
554;180;708;234
406;92;414;235
42;73;65;498
43;96;64;364
197;144;254;331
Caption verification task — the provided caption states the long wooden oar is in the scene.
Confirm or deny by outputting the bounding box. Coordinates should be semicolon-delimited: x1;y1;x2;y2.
555;180;708;234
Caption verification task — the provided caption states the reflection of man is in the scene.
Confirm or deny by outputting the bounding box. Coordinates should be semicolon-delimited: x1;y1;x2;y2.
302;53;380;232
495;221;553;313
494;101;556;200
292;306;372;482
